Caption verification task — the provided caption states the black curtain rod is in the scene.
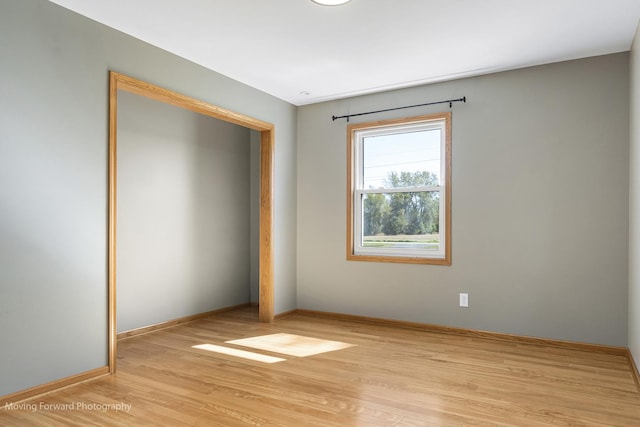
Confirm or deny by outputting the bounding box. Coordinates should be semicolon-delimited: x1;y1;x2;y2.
332;96;466;122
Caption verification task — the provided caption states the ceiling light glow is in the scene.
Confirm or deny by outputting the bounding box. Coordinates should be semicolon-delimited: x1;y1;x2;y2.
311;0;352;5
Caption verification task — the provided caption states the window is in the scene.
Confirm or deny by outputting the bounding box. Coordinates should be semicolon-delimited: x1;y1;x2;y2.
347;112;451;265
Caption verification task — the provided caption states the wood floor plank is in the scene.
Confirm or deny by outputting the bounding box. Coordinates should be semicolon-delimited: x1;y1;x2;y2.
2;306;640;426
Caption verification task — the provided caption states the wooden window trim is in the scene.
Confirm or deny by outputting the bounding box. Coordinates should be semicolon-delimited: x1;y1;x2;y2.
346;112;452;265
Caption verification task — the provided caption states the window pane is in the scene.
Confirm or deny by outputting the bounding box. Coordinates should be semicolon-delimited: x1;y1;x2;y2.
361;191;440;251
363;129;441;189
348;113;451;264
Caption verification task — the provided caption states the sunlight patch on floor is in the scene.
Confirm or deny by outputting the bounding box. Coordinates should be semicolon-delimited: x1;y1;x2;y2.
192;344;286;363
226;333;355;357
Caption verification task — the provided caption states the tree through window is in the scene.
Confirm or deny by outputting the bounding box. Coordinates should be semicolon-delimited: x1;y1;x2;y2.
347;112;451;265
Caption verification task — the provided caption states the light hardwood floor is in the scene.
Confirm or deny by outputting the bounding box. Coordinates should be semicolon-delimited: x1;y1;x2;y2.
2;307;640;426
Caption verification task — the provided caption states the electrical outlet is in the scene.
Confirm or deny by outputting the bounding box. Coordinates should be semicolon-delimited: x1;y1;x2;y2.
459;293;469;308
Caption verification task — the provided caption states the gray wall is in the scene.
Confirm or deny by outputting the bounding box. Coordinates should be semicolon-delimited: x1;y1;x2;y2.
297;53;630;346
0;0;297;397
250;131;261;303
630;24;640;363
117;91;252;333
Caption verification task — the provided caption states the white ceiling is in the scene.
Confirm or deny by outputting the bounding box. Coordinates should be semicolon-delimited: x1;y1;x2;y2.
48;0;640;106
